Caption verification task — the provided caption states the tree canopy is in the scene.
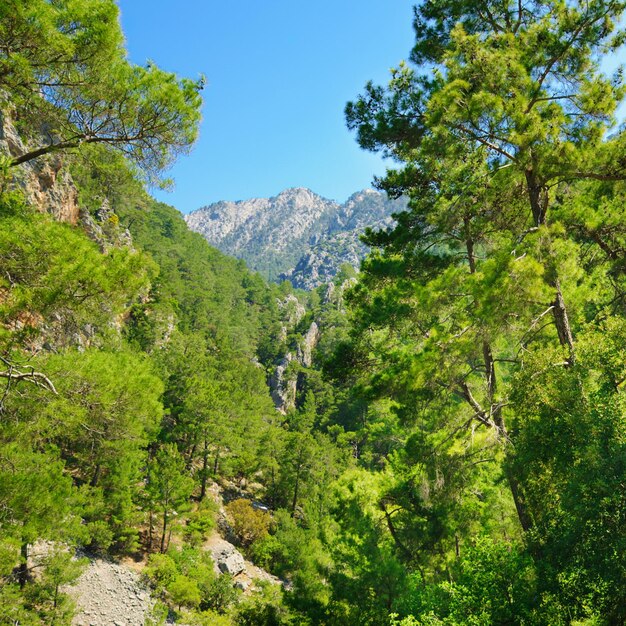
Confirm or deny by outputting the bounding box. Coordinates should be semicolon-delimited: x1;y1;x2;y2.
2;1;626;624
338;0;626;622
0;0;203;179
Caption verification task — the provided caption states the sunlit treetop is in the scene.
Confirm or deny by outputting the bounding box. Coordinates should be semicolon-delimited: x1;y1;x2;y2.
0;0;203;182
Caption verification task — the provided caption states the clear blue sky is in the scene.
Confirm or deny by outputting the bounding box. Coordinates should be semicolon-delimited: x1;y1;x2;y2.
117;1;416;212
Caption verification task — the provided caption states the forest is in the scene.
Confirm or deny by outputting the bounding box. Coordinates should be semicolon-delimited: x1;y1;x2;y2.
0;0;625;624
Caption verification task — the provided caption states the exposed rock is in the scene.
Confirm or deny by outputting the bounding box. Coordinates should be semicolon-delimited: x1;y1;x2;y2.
204;530;283;591
79;199;134;253
297;322;320;368
278;294;306;327
66;558;153;626
270;322;320;412
186;187;407;287
214;544;246;576
270;352;297;414
0;108;79;224
324;282;336;303
185;187;337;282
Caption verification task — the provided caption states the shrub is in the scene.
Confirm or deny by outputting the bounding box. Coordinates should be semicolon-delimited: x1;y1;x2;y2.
201;573;240;614
184;501;217;546
145;553;178;591
169;574;202;610
224;499;271;548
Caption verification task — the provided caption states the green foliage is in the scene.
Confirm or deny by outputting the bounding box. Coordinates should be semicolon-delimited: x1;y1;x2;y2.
201;573;240;614
184;501;218;547
145;553;179;592
4;1;626;624
0;194;152;352
0;0;202;179
146;444;195;553
0;446;81;571
144;546;239;620
29;548;88;626
0;3;286;623
334;0;626;623
169;575;202;610
225;499;272;549
235;581;294;626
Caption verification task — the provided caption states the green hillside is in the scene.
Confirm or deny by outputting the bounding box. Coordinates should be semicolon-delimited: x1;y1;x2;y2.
1;1;626;625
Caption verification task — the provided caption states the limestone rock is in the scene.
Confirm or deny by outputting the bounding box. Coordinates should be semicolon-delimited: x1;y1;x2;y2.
186;187;407;288
0;108;79;224
297;322;320;368
65;556;154;626
270;352;297;414
215;545;246;576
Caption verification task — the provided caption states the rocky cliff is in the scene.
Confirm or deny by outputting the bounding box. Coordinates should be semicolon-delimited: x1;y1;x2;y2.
0;108;80;224
185;188;407;288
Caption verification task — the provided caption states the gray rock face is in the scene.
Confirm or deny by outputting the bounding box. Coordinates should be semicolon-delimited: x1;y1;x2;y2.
270;352;297;414
214;544;246;576
186;188;407;288
278;294;306;327
297;322;320;368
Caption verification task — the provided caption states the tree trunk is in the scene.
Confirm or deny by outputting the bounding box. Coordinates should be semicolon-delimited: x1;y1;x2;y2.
186;441;197;471
90;463;101;488
200;438;209;500
148;509;154;551
552;278;575;364
18;539;29;588
464;225;533;532
504;463;533;532
524;169;575;363
525;168;548;226
291;466;301;517
160;509;168;553
213;448;220;477
381;504;413;561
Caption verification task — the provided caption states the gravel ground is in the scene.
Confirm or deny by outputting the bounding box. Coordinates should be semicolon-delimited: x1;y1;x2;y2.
67;558;154;626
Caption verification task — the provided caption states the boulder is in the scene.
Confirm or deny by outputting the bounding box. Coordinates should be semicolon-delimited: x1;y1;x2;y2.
215;546;246;577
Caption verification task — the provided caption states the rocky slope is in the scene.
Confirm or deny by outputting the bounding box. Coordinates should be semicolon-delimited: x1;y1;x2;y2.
68;559;153;626
185;188;407;288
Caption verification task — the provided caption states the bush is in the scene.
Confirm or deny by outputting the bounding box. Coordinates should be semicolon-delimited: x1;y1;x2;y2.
86;520;114;554
145;553;178;591
225;499;271;548
184;501;217;546
169;574;202;610
201;573;240;614
249;534;282;571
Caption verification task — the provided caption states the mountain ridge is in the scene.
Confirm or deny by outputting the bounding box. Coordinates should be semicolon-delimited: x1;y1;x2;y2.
185;187;407;288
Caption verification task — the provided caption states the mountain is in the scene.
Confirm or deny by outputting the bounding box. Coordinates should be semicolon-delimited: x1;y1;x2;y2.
185;188;407;288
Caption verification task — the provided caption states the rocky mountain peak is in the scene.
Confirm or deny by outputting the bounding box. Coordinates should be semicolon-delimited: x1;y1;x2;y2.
185;188;407;289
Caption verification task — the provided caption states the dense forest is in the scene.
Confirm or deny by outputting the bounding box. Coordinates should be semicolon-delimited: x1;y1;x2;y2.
1;0;626;625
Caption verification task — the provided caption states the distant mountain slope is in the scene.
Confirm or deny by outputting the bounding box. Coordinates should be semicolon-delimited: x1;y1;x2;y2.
185;188;407;288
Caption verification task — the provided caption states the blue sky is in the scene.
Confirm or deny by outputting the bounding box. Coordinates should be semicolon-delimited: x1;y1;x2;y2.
117;1;416;212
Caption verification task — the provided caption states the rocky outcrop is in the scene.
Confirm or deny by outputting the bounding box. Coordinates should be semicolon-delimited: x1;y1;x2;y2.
186;188;407;287
0;108;80;224
214;543;247;576
270;352;297;414
297;322;320;368
270;324;320;413
80;199;133;253
270;295;321;413
278;294;306;327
